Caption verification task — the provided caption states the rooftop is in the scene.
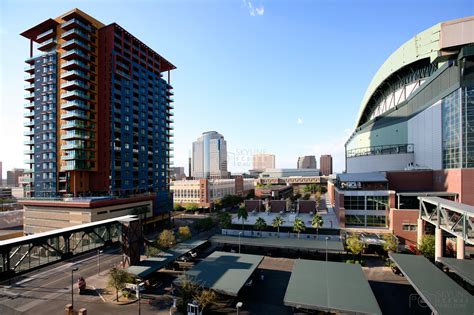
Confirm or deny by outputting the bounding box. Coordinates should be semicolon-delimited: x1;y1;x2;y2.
181;251;264;296
284;259;382;314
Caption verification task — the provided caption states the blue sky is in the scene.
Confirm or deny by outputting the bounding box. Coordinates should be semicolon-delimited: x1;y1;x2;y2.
0;0;472;177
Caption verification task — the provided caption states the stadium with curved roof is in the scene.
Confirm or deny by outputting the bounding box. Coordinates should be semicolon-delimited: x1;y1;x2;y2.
345;16;474;174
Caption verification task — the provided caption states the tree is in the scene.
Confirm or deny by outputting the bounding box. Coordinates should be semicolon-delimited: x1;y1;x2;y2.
108;268;133;302
193;217;214;232
304;184;318;194
286;198;293;211
346;234;364;259
272;216;285;233
174;203;185;211
254;217;267;237
302;193;311;200
178;226;192;241
237;206;248;230
194;289;217;312
157;229;176;249
177;276;199;312
293;217;306;239
315;192;322;210
221;195;243;209
383;234;399;253
145;245;160;257
419;235;435;260
311;213;324;237
217;211;232;229
185;204;199;212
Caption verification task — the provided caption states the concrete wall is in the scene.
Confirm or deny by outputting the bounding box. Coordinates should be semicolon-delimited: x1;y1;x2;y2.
245;200;262;212
298;200;316;213
408;101;442;169
386;170;434;192
0;210;24;228
346;153;414;173
270;200;286;212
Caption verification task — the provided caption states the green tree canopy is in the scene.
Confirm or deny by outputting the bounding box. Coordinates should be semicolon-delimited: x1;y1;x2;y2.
419;234;435;260
346;234;364;257
217;211;232;229
237;206;248;229
157;229;176;249
272;216;285;233
108;268;134;302
382;234;399;253
293;217;306;239
220;195;244;209
255;217;267;236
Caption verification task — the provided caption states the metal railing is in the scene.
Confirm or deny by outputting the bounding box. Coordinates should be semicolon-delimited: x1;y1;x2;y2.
346;143;414;158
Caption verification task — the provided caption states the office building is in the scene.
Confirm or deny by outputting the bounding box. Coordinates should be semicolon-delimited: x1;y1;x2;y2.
192;131;228;179
0;161;2;183
252;154;275;170
320;154;333;176
297;156;316;169
171;167;186;180
6;169;24;187
171;177;254;208
21;9;175;213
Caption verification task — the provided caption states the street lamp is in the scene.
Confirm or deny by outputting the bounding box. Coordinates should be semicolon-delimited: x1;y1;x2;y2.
236;301;243;315
136;281;144;315
97;250;103;275
71;267;79;310
238;232;242;254
325;236;330;262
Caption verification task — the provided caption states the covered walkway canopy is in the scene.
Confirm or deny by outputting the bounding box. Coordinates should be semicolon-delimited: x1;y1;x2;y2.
389;253;474;315
182;251;263;296
284;259;381;314
438;257;474;286
210;235;344;252
126;239;208;279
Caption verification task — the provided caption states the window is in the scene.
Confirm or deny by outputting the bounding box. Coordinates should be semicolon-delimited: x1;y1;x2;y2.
345;215;365;226
344;196;365;210
366;215;386;227
366;196;388;211
402;224;417;231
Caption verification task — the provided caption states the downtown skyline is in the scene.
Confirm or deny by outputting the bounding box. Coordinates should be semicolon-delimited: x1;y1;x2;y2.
0;0;472;177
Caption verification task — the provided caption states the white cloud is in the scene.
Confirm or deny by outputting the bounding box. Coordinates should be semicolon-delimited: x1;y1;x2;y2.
243;0;265;16
297;118;304;125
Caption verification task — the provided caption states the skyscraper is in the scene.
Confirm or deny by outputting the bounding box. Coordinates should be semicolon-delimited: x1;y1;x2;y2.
252;154;275;170
297;156;317;169
192;131;228;179
320;154;333;176
21;8;175;210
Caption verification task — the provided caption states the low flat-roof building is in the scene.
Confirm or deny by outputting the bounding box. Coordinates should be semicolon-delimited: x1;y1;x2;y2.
20;195;167;234
259;168;320;178
255;185;293;200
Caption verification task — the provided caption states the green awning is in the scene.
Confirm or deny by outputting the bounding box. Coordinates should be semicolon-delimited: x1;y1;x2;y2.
210;235;344;252
284;259;381;314
389;253;474;315
438;257;474;286
182;251;264;296
126;239;208;278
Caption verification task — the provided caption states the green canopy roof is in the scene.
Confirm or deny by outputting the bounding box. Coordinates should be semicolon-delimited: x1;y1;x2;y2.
210;235;344;252
126;239;208;278
438;257;474;285
183;251;264;296
389;253;474;315
284;259;381;314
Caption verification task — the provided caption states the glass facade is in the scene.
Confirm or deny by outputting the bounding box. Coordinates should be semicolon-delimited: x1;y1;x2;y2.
366;196;388;210
343;196;365;210
442;87;474;169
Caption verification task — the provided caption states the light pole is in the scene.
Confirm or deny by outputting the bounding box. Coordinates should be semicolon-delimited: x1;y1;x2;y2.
238;232;242;254
325;236;330;262
71;267;78;310
236;301;243;315
136;281;144;315
97;249;103;276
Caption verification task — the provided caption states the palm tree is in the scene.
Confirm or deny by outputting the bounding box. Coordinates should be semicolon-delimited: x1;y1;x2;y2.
272;216;285;233
311;213;324;237
254;217;267;237
237;206;248;230
293;217;306;239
